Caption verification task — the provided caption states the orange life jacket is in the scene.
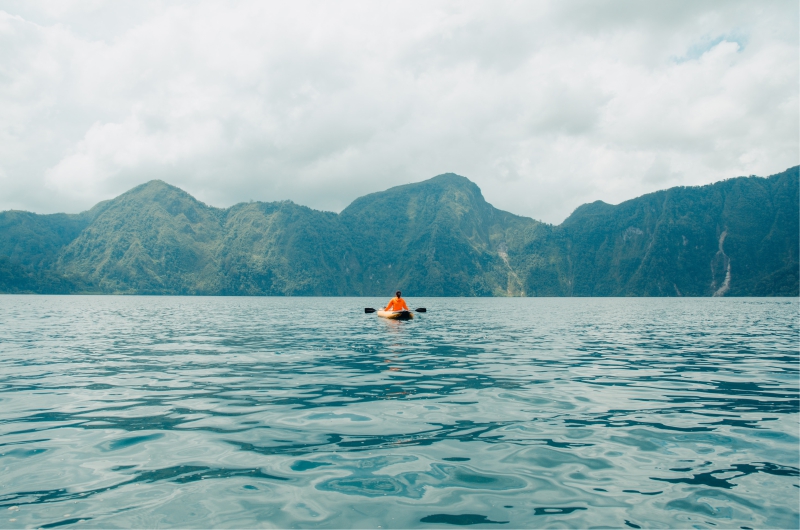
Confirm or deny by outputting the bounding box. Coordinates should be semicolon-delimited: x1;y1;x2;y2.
385;297;409;311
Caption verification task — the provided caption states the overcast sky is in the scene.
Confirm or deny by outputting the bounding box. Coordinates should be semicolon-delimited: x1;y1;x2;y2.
1;1;797;224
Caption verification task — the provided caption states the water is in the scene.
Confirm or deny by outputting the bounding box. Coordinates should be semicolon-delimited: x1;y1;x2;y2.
0;296;797;529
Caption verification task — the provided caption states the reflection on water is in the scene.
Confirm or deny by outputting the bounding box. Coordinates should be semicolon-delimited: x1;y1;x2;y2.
0;296;797;528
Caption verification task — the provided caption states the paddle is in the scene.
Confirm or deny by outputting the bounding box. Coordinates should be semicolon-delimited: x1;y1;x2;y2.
364;307;426;313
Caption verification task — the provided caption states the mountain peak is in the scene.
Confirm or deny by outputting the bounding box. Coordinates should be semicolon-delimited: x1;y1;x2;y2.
423;172;481;192
127;179;184;195
340;172;487;219
562;200;614;226
428;172;470;183
113;180;208;210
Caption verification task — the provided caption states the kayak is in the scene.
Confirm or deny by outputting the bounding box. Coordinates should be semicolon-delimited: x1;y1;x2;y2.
377;310;414;320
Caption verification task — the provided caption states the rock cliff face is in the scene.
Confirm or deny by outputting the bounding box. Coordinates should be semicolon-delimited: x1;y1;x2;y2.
1;167;797;296
338;173;544;296
555;167;798;296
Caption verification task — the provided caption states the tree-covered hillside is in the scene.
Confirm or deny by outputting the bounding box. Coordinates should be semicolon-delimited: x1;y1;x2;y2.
339;174;545;296
1;167;797;296
558;167;798;296
0;210;92;269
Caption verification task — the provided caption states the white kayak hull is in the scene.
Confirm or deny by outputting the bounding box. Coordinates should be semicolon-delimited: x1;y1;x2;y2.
377;310;414;320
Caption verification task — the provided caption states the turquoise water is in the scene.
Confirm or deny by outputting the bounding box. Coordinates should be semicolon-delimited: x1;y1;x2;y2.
0;296;797;529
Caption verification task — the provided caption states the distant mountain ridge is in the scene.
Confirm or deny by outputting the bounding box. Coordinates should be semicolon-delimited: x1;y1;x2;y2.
1;167;797;296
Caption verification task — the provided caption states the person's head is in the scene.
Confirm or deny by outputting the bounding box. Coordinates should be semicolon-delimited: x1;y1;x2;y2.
395;291;401;298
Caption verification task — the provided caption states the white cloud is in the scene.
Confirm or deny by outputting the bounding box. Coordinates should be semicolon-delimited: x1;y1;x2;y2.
0;0;797;223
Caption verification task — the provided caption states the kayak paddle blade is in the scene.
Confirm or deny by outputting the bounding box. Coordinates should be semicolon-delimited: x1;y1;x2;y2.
415;308;427;312
364;308;377;313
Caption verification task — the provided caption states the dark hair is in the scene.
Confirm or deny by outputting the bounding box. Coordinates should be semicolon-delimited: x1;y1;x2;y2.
396;291;401;297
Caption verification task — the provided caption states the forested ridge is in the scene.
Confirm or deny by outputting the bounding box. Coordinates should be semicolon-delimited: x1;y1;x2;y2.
1;166;797;296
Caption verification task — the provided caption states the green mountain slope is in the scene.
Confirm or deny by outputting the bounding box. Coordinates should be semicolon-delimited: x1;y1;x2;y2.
215;200;358;296
0;202;108;293
1;167;797;296
0;210;92;269
559;166;798;296
58;181;225;294
340;173;545;296
0;256;91;294
56;181;360;295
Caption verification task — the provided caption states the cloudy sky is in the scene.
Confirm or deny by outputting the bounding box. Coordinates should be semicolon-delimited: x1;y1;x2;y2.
1;1;797;224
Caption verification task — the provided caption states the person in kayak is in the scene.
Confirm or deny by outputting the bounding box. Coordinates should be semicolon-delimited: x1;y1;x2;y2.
384;291;409;312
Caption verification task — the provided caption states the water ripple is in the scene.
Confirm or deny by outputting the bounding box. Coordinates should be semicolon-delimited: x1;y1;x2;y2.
0;296;797;528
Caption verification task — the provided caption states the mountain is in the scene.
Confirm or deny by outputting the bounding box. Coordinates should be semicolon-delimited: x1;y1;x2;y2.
339;174;545;296
57;180;359;295
1;167;797;296
0;210;92;269
559;169;799;296
0;204;105;294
